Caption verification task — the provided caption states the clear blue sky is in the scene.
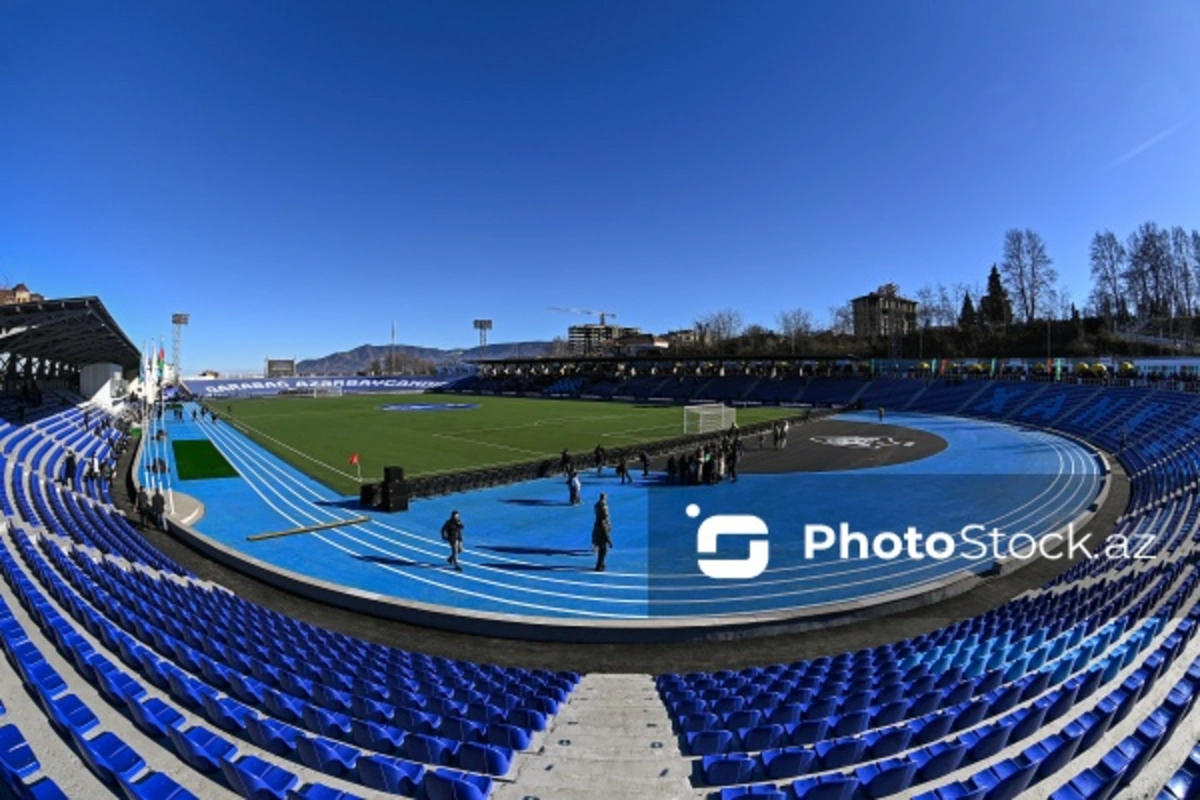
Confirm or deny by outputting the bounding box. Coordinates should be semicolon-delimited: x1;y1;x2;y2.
3;1;1199;372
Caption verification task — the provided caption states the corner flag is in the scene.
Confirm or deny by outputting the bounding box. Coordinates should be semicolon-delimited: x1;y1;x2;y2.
349;454;360;466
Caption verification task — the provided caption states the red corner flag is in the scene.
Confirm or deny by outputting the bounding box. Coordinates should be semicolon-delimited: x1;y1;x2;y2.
349;453;360;466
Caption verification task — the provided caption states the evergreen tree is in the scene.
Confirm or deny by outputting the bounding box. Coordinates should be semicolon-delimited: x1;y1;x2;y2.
979;264;1012;328
958;292;977;329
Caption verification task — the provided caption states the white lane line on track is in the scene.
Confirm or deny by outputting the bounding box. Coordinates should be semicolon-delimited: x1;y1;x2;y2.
197;410;1104;608
198;418;654;615
208;408;1101;589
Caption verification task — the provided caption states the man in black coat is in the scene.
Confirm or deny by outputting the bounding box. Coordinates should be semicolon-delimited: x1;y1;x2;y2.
441;511;465;571
592;494;613;572
63;451;78;488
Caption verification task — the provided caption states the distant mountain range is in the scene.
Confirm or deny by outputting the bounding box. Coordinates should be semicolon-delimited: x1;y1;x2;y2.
295;341;555;374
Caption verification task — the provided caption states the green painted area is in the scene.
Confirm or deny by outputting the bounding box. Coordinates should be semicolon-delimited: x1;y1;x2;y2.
172;439;239;480
217;393;794;495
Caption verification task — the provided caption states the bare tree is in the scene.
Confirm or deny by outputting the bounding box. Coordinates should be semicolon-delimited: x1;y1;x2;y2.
914;286;938;327
827;303;854;336
1001;228;1058;323
1171;226;1193;318
1089;230;1126;326
776;308;814;353
1125;222;1171;320
694;309;744;344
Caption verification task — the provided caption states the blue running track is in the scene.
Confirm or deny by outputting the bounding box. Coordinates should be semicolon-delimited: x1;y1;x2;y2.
144;408;1104;623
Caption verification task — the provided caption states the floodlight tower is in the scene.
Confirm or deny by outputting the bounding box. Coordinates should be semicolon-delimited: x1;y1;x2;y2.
473;319;493;348
171;313;190;383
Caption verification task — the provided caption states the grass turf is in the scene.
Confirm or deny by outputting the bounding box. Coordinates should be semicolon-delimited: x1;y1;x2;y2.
172;439;240;480
212;393;795;495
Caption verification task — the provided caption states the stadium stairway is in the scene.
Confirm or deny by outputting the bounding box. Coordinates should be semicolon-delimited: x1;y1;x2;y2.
493;674;694;800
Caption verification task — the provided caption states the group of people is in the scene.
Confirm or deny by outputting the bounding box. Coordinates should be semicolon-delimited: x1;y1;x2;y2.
440;492;614;573
665;434;744;485
136;485;169;531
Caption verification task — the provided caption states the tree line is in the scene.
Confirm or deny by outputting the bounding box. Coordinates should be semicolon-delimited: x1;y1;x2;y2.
683;223;1200;359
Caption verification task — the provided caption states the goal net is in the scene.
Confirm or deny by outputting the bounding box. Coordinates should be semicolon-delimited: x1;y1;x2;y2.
310;386;344;398
684;403;737;435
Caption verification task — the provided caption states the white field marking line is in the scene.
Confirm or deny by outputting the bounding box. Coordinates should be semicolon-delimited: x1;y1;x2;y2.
599;423;680;439
201;418;650;605
225;416;362;483
435;413;636;436
427;432;546;457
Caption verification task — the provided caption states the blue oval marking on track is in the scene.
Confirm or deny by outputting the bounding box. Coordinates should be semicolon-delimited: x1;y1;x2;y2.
380;402;480;412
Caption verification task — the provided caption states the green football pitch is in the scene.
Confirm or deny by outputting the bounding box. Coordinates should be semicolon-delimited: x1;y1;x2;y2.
214;393;795;496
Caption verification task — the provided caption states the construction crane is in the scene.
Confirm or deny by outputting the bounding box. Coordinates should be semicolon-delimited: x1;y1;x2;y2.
549;307;619;326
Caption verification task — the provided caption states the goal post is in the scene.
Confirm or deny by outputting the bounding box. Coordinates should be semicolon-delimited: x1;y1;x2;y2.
309;386;344;398
683;403;737;435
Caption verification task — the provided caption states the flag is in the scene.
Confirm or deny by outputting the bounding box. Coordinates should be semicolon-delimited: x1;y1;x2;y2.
349;453;360;466
157;347;166;379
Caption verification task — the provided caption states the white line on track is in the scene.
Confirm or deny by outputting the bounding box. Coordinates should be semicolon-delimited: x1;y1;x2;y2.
194;409;1102;610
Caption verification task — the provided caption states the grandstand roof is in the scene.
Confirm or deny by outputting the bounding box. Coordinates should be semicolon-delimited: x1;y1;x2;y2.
0;296;140;370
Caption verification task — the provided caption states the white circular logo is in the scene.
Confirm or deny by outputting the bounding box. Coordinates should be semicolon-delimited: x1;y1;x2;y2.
810;435;915;449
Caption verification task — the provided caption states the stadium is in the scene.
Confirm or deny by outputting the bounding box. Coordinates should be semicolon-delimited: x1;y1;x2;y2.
6;290;1200;800
7;4;1200;800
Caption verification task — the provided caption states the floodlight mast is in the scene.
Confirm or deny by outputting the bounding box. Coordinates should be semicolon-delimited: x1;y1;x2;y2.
473;319;493;348
171;313;189;384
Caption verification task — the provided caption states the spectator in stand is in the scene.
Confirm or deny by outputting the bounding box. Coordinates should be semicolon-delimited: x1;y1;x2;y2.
666;454;677;484
62;451;78;488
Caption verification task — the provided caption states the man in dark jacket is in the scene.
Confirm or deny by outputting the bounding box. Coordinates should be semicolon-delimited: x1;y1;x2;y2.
441;511;464;571
63;451;78;488
151;489;166;530
592;494;613;572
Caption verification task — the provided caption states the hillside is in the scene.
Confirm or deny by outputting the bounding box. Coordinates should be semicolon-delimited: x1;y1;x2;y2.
295;341;554;374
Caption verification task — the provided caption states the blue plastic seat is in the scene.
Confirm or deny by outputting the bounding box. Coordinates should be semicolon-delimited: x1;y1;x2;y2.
294;735;359;778
485;721;531;751
285;783;365;800
167;725;238;773
70;729;145;786
221;754;300;800
913;741;966;783
244;715;302;758
855;757;917;799
760;746;814;779
126;696;185;739
814;737;865;770
702;754;756;786
357;754;425;796
403;732;459;766
118;770;199;800
741;723;785;751
687;729;733;756
719;786;787;800
790;718;829;746
790;773;859;800
424;770;492;800
863;727;911;759
456;742;513;776
350;718;405;754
